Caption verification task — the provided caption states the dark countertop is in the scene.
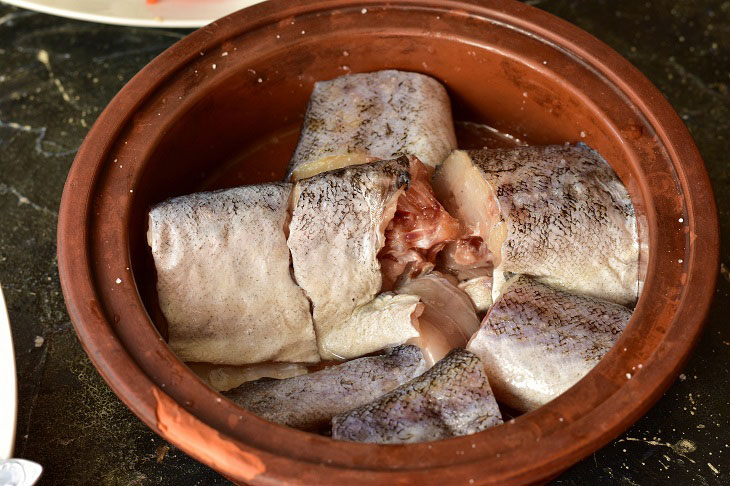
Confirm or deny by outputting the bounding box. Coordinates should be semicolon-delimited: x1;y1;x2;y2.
0;0;727;484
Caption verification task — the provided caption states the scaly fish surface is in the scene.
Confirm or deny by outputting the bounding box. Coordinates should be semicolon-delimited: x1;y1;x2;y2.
467;274;632;412
331;348;502;443
148;184;319;365
225;345;428;431
288;157;416;360
287;70;456;180
433;144;639;305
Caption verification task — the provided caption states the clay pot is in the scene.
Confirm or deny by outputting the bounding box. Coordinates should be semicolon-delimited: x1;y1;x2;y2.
57;0;719;484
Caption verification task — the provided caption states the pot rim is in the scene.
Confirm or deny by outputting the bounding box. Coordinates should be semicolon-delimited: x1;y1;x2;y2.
57;0;719;484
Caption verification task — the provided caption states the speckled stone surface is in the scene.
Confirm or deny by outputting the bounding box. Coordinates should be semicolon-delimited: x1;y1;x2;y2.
0;1;727;484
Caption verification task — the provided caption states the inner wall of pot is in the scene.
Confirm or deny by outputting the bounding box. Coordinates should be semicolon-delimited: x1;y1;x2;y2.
129;32;649;347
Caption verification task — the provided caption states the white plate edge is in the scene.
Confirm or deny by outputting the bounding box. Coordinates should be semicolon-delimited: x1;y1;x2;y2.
0;285;17;460
1;0;264;28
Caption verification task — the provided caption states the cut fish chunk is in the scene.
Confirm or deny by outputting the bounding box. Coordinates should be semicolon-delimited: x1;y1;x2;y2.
287;70;456;181
332;348;502;443
148;184;319;365
433;144;639;306
288;157;412;360
467;274;632;412
379;160;461;290
323;293;423;360
395;271;481;365
225;345;428;431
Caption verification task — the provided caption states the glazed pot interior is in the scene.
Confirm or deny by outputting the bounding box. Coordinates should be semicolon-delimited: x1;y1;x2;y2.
63;2;713;484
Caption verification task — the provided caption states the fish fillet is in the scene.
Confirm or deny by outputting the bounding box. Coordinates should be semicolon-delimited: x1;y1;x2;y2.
332;348;502;443
433;144;639;305
225;345;428;431
148;184;319;365
287;70;456;181
288;156;418;360
467;274;632;412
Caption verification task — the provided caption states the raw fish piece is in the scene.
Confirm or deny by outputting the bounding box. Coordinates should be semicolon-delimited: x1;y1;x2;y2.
287;70;456;180
323;293;423;360
290;156;457;360
437;238;494;313
332;348;502;443
148;184;319;365
395;271;480;365
467;274;632;412
433;144;639;305
458;276;493;314
186;362;309;392
225;345;428;430
379;160;461;290
437;237;493;282
288;157;409;359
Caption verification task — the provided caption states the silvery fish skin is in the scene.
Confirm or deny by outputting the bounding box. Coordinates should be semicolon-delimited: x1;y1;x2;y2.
433;144;639;306
147;184;319;365
225;345;428;431
467;274;632;412
331;348;503;443
288;157;413;360
287;70;457;181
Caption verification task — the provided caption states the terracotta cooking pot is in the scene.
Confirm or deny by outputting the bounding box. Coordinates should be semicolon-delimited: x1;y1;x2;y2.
57;0;719;484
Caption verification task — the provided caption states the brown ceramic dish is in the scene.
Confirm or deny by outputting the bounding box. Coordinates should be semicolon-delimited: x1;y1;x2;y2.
57;0;718;484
